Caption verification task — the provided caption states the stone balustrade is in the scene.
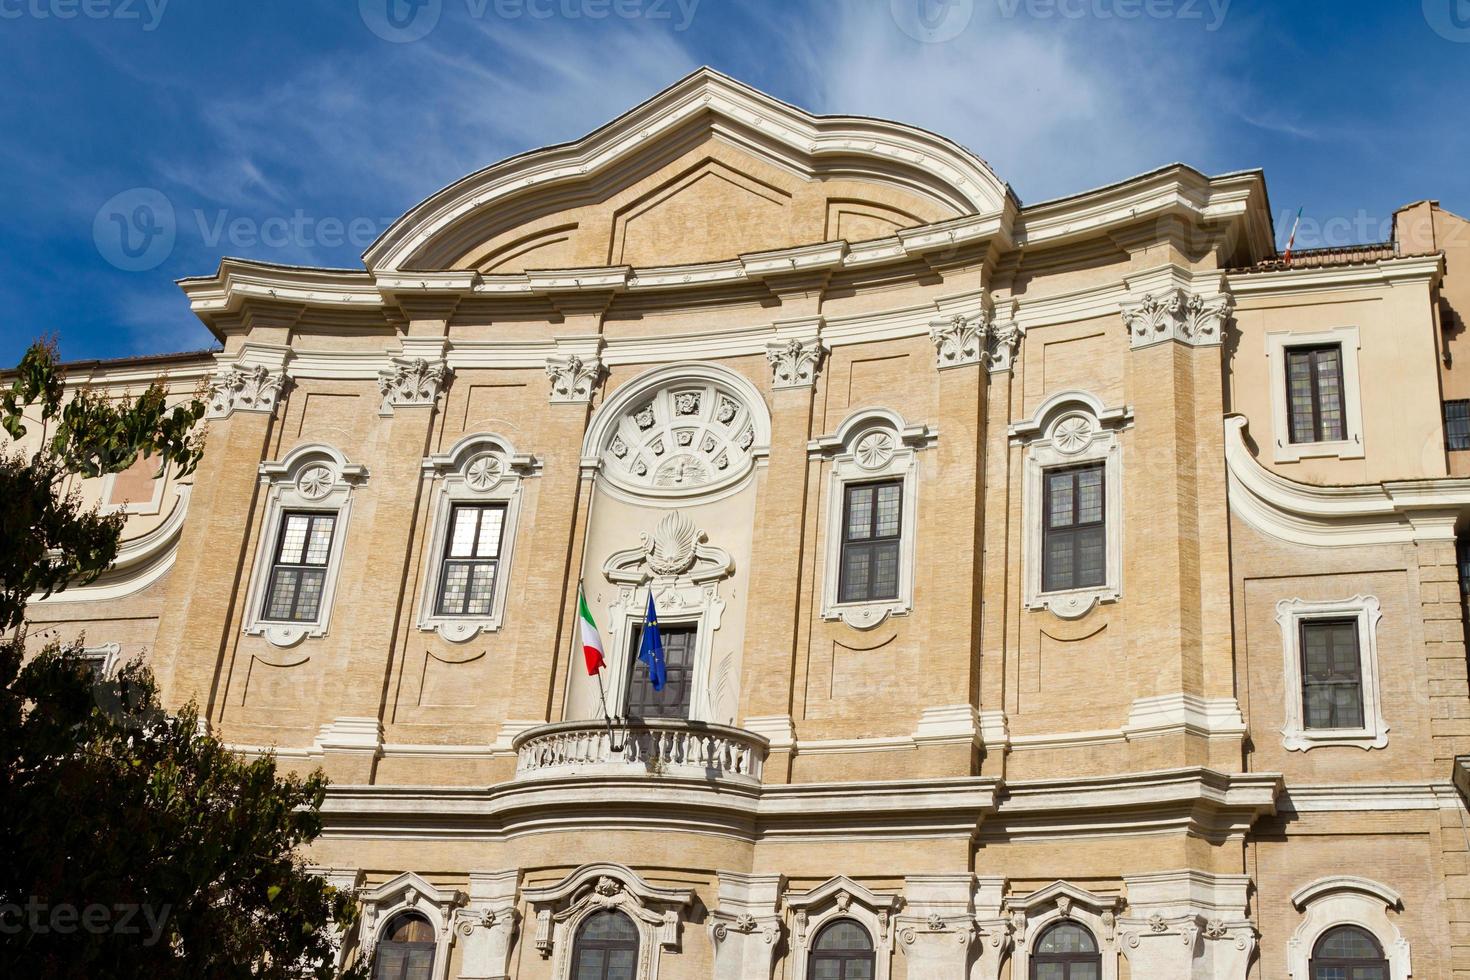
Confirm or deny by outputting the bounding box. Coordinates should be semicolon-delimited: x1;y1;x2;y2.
512;719;767;785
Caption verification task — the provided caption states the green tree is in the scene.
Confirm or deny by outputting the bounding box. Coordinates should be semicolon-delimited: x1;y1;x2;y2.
0;340;364;979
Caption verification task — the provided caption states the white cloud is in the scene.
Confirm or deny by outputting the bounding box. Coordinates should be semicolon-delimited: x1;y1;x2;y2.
780;3;1231;202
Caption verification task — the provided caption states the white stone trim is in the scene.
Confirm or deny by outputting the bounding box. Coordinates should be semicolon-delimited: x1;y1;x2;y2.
377;355;449;416
1265;325;1365;462
598;510;735;722
454;870;520;980
417;433;538;643
785;877;901;980
1004;882;1123;980
1011;390;1131;619
810;408;934;630
1118;871;1256;979
35;484;191;605
244;444;366;648
523;863;694;980
1275;595;1388;751
358;871;466;980
98;461;168;516
77;642;122;678
204;345;290;420
582;361;772;503
1224;414;1470;547
1287;876;1410;980
709;872;784;980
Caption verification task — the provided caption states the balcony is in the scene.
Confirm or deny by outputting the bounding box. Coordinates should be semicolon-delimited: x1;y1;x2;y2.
512;719;768;786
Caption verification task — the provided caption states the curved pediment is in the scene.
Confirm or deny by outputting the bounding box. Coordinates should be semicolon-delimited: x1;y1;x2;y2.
365;67;1010;272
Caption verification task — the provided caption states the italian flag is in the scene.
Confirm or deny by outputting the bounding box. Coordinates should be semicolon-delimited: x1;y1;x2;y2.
577;585;606;676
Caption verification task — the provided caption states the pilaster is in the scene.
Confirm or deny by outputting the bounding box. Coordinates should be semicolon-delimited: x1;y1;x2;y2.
453;870;520;980
710;872;784;980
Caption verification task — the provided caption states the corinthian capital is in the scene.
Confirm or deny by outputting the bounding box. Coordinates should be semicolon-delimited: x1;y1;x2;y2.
206;363;286;420
765;337;826;389
377;356;449;415
1120;286;1234;350
545;354;604;403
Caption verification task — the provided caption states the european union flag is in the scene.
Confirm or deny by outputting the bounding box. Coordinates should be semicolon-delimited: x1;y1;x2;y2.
637;593;667;692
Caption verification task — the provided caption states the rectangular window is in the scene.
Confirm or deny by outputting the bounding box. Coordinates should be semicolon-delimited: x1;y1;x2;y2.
435;503;506;617
1447;400;1470;451
625;624;696;720
1286;344;1346;444
262;512;336;623
837;480;903;604
1299;618;1364;730
1042;463;1106;592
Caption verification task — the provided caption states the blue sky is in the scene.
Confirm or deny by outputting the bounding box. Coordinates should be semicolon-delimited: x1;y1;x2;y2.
2;0;1468;365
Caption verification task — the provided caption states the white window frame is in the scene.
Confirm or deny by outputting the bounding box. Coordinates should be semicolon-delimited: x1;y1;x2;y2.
785;876;901;980
417;433;538;643
244;444;366;649
810;408;934;631
1011;391;1130;620
523;862;694;980
1275;595;1387;751
78;642;122;679
357;871;465;980
1266;326;1365;462
1286;876;1410;979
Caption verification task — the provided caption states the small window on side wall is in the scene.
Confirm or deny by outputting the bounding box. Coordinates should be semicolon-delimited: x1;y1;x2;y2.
1275;595;1387;751
1446;400;1470;451
1299;618;1364;731
1310;926;1388;980
1285;344;1346;444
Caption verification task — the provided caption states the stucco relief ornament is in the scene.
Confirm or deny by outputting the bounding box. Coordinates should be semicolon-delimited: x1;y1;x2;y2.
594;877;622;898
206;364;285;420
929;311;989;368
296;464;334;500
987;318;1024;372
765;337;825;389
1148;913;1169;934
855;430;896;470
674;392;700;415
545;353;604;403
645;511;700;577
1052;415;1093;454
464;454;503;492
377;356;447;414
1122;286;1234;349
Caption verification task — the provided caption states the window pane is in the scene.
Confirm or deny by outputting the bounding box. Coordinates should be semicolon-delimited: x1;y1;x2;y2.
466;563;497;615
1287;349;1317;443
1314;969;1347;980
1076;526;1106;587
450;507;479;557
1044;531;1075;592
266;568;299;620
304;516;334;565
1071;964;1100;980
1447;400;1470;451
294;569;325;621
845;960;873;980
477;508;504;558
1318;926;1382;958
1038;923;1098;953
1047;472;1075;528
846;485;874;540
573;948;605;980
1076;467;1103;524
1034;965;1065;980
841;547;872;603
815;921;872;951
871;541;900;600
440;564;469;614
811;961;842;980
605;949;635;980
279;514;310;564
874;483;902;538
1314;347;1345;441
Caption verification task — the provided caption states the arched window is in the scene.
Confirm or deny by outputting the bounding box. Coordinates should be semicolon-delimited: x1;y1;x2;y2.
1311;925;1388;979
1031;922;1100;980
569;909;640;980
372;911;436;980
808;918;876;980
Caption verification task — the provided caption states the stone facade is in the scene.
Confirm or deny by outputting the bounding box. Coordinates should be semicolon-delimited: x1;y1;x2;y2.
16;69;1470;977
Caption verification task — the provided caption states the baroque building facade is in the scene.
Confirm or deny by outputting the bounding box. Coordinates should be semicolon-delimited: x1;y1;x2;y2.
19;69;1470;978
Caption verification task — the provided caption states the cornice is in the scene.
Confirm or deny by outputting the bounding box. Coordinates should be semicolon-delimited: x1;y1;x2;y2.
1224;415;1470;546
33;485;192;605
363;67;1010;271
1225;253;1445;299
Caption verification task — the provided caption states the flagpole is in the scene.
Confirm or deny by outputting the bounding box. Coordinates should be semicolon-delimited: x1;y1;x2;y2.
581;580;623;752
